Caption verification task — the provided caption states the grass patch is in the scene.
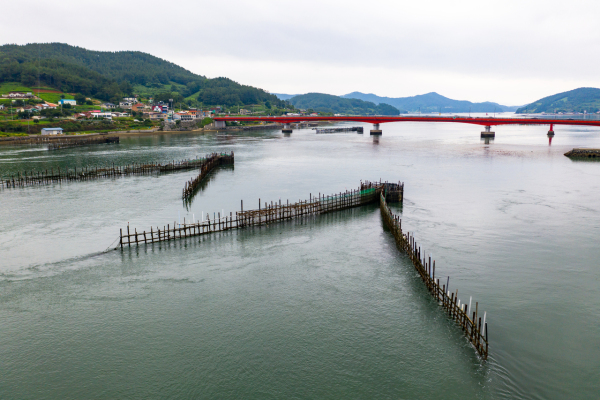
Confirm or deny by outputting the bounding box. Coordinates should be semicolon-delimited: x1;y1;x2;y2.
38;92;74;104
31;86;63;92
133;82;187;98
0;82;76;104
0;82;33;94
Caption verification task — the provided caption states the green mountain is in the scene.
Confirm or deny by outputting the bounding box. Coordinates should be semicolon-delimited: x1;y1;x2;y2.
0;43;285;107
515;87;600;114
341;91;518;113
288;93;400;115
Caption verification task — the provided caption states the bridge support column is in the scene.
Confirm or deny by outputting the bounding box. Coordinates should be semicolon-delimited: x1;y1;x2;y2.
481;125;495;138
214;120;226;129
370;123;382;135
548;124;555;136
282;123;292;133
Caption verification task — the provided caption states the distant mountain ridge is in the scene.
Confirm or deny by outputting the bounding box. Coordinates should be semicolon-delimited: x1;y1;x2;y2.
515;87;600;113
272;93;299;101
286;93;400;115
274;91;518;113
341;92;518;113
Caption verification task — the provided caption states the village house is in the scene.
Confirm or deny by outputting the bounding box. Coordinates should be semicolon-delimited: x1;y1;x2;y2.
102;102;117;109
143;112;164;121
1;92;35;99
41;127;64;135
173;111;197;121
0;104;4;110
58;99;77;106
91;111;113;119
123;97;137;103
195;109;212;118
17;105;38;113
131;103;148;112
111;112;130;118
119;101;133;109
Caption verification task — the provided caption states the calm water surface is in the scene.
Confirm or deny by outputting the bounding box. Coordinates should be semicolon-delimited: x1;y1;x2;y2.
1;118;599;399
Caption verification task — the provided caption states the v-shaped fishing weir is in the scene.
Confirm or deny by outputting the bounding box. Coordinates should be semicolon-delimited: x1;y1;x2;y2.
121;177;488;360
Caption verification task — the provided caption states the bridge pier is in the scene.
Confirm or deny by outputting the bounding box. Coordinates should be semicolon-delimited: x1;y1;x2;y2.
370;123;382;135
548;123;555;136
282;123;292;133
214;120;226;129
481;125;495;138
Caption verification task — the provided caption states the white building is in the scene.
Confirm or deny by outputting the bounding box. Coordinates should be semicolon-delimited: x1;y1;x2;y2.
91;112;113;119
2;92;34;99
119;102;133;109
111;112;130;118
59;99;76;106
173;112;197;121
41;127;64;135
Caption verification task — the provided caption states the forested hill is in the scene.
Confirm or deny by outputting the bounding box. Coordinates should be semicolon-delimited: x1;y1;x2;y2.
341;91;518;113
0;43;285;107
288;93;400;115
515;88;600;113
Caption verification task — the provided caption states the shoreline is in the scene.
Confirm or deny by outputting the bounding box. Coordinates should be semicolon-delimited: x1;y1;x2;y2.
0;128;201;145
0;121;334;145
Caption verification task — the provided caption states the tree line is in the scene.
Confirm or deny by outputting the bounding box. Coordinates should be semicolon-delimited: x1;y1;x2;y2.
0;43;288;108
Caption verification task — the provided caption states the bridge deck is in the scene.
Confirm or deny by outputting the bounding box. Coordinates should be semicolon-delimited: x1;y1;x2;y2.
214;115;600;127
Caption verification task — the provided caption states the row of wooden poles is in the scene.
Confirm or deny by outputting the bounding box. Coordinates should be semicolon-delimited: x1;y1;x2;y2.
182;152;234;200
119;179;488;359
0;157;212;188
121;180;403;248
379;193;489;359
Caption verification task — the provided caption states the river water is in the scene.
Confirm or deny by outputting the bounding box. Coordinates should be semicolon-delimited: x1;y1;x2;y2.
1;118;599;399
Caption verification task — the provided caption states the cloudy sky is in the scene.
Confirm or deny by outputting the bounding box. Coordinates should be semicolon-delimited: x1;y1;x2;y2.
2;0;599;105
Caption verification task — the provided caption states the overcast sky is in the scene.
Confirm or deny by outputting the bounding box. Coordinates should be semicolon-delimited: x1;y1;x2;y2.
2;0;599;105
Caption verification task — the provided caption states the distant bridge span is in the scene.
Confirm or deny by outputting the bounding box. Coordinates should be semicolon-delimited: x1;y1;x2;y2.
213;115;600;136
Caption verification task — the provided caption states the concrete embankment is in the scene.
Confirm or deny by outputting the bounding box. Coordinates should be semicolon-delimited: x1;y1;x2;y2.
0;132;119;145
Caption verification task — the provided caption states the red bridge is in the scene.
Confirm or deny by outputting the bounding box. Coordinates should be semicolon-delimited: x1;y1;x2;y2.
213;115;600;136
